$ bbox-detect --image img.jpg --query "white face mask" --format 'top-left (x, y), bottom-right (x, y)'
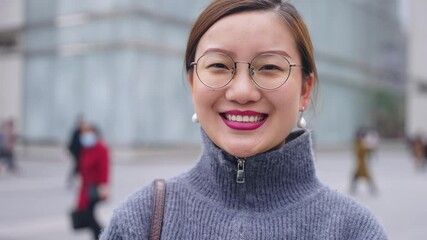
top-left (80, 132), bottom-right (97, 148)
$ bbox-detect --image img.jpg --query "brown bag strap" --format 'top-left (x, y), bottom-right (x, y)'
top-left (149, 179), bottom-right (166, 240)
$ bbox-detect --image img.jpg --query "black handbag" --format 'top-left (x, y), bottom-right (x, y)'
top-left (70, 209), bottom-right (91, 229)
top-left (70, 185), bottom-right (99, 229)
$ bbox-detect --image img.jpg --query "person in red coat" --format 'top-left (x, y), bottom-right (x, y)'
top-left (76, 124), bottom-right (110, 239)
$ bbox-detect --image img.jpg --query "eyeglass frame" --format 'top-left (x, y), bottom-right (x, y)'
top-left (190, 52), bottom-right (309, 90)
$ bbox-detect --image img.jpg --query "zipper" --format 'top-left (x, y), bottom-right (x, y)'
top-left (236, 158), bottom-right (246, 184)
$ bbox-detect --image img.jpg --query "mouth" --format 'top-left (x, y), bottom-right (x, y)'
top-left (222, 113), bottom-right (267, 123)
top-left (220, 110), bottom-right (268, 130)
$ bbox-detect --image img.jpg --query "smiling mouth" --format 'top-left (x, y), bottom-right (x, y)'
top-left (221, 113), bottom-right (267, 123)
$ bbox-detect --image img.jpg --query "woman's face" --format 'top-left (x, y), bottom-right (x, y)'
top-left (188, 11), bottom-right (313, 158)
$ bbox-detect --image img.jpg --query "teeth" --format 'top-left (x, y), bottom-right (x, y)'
top-left (225, 114), bottom-right (264, 123)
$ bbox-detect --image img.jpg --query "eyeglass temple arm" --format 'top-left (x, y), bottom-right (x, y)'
top-left (290, 64), bottom-right (310, 73)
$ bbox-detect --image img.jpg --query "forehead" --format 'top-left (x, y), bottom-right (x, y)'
top-left (196, 11), bottom-right (299, 61)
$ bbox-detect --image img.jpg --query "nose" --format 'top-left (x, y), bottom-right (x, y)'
top-left (225, 63), bottom-right (262, 104)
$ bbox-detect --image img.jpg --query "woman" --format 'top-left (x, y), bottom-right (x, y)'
top-left (77, 124), bottom-right (110, 239)
top-left (101, 0), bottom-right (387, 239)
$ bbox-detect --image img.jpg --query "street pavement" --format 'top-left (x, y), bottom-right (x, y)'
top-left (0, 144), bottom-right (426, 240)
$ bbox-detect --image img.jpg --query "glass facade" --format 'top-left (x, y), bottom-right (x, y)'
top-left (294, 0), bottom-right (406, 144)
top-left (22, 0), bottom-right (406, 146)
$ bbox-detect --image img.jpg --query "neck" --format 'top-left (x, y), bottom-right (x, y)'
top-left (185, 129), bottom-right (322, 212)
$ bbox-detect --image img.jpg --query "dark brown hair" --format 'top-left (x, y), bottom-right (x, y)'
top-left (185, 0), bottom-right (318, 84)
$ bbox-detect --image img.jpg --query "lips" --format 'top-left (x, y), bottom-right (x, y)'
top-left (224, 114), bottom-right (265, 123)
top-left (220, 110), bottom-right (268, 130)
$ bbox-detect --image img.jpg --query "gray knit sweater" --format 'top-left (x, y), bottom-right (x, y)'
top-left (100, 130), bottom-right (387, 239)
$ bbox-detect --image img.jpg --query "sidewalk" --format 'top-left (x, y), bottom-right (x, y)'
top-left (1, 144), bottom-right (426, 239)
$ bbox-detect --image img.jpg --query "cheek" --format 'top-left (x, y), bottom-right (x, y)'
top-left (191, 80), bottom-right (204, 105)
top-left (192, 84), bottom-right (218, 113)
top-left (270, 86), bottom-right (300, 108)
top-left (269, 85), bottom-right (301, 122)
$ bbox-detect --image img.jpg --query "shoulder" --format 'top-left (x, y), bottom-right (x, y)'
top-left (100, 175), bottom-right (189, 239)
top-left (94, 141), bottom-right (109, 157)
top-left (97, 141), bottom-right (109, 151)
top-left (316, 187), bottom-right (387, 239)
top-left (101, 182), bottom-right (155, 239)
top-left (320, 188), bottom-right (373, 216)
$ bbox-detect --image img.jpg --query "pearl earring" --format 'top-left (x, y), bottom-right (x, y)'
top-left (192, 113), bottom-right (199, 123)
top-left (297, 108), bottom-right (307, 128)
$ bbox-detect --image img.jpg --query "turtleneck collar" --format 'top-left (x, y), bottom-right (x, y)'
top-left (185, 129), bottom-right (323, 212)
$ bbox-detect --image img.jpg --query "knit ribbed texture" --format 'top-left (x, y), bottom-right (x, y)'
top-left (100, 130), bottom-right (387, 240)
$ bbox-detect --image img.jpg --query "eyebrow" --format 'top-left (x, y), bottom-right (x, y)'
top-left (204, 48), bottom-right (234, 56)
top-left (262, 50), bottom-right (292, 59)
top-left (203, 48), bottom-right (292, 59)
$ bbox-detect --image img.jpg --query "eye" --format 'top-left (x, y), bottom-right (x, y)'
top-left (208, 63), bottom-right (230, 70)
top-left (259, 64), bottom-right (282, 71)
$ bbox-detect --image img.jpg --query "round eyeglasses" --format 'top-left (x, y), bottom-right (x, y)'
top-left (190, 52), bottom-right (307, 90)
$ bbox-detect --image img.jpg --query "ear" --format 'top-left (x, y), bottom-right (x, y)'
top-left (187, 71), bottom-right (195, 93)
top-left (299, 74), bottom-right (314, 110)
top-left (187, 71), bottom-right (198, 109)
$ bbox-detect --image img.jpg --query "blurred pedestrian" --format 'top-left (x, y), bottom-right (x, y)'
top-left (364, 127), bottom-right (380, 159)
top-left (74, 124), bottom-right (110, 240)
top-left (410, 135), bottom-right (426, 171)
top-left (0, 119), bottom-right (18, 174)
top-left (101, 0), bottom-right (386, 239)
top-left (0, 120), bottom-right (4, 173)
top-left (350, 127), bottom-right (378, 195)
top-left (66, 116), bottom-right (86, 188)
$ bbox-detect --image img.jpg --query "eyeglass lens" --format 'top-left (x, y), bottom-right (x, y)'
top-left (195, 52), bottom-right (291, 89)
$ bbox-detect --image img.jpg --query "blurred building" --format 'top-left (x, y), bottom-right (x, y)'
top-left (293, 0), bottom-right (406, 145)
top-left (0, 0), bottom-right (23, 128)
top-left (406, 0), bottom-right (427, 137)
top-left (0, 0), bottom-right (406, 149)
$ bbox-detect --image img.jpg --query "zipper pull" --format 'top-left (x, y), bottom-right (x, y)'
top-left (236, 158), bottom-right (246, 184)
